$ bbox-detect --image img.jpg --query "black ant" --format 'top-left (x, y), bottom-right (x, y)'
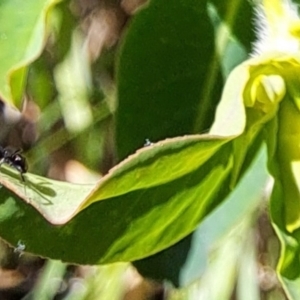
top-left (0, 146), bottom-right (27, 181)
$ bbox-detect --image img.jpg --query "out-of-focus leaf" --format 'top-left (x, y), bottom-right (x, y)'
top-left (0, 0), bottom-right (61, 108)
top-left (207, 2), bottom-right (248, 78)
top-left (27, 56), bottom-right (56, 109)
top-left (169, 208), bottom-right (258, 300)
top-left (54, 30), bottom-right (93, 133)
top-left (209, 0), bottom-right (256, 53)
top-left (236, 232), bottom-right (260, 300)
top-left (178, 146), bottom-right (268, 287)
top-left (116, 0), bottom-right (223, 159)
top-left (78, 263), bottom-right (129, 300)
top-left (29, 260), bottom-right (66, 300)
top-left (27, 1), bottom-right (77, 110)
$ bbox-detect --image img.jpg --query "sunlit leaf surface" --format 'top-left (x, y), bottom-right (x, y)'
top-left (0, 135), bottom-right (233, 264)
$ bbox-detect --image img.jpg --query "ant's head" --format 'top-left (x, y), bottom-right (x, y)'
top-left (11, 153), bottom-right (27, 174)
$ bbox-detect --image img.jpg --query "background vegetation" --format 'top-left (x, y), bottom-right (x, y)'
top-left (0, 0), bottom-right (296, 299)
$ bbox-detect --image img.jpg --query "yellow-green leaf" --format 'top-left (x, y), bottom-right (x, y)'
top-left (0, 0), bottom-right (61, 108)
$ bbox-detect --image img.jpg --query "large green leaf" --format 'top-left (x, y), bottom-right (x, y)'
top-left (0, 0), bottom-right (61, 108)
top-left (81, 135), bottom-right (231, 212)
top-left (116, 0), bottom-right (224, 160)
top-left (0, 136), bottom-right (233, 264)
top-left (0, 135), bottom-right (231, 226)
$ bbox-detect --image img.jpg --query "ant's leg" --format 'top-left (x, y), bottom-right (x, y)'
top-left (20, 172), bottom-right (26, 182)
top-left (21, 173), bottom-right (27, 195)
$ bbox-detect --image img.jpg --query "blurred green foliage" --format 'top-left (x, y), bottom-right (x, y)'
top-left (0, 0), bottom-right (296, 299)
